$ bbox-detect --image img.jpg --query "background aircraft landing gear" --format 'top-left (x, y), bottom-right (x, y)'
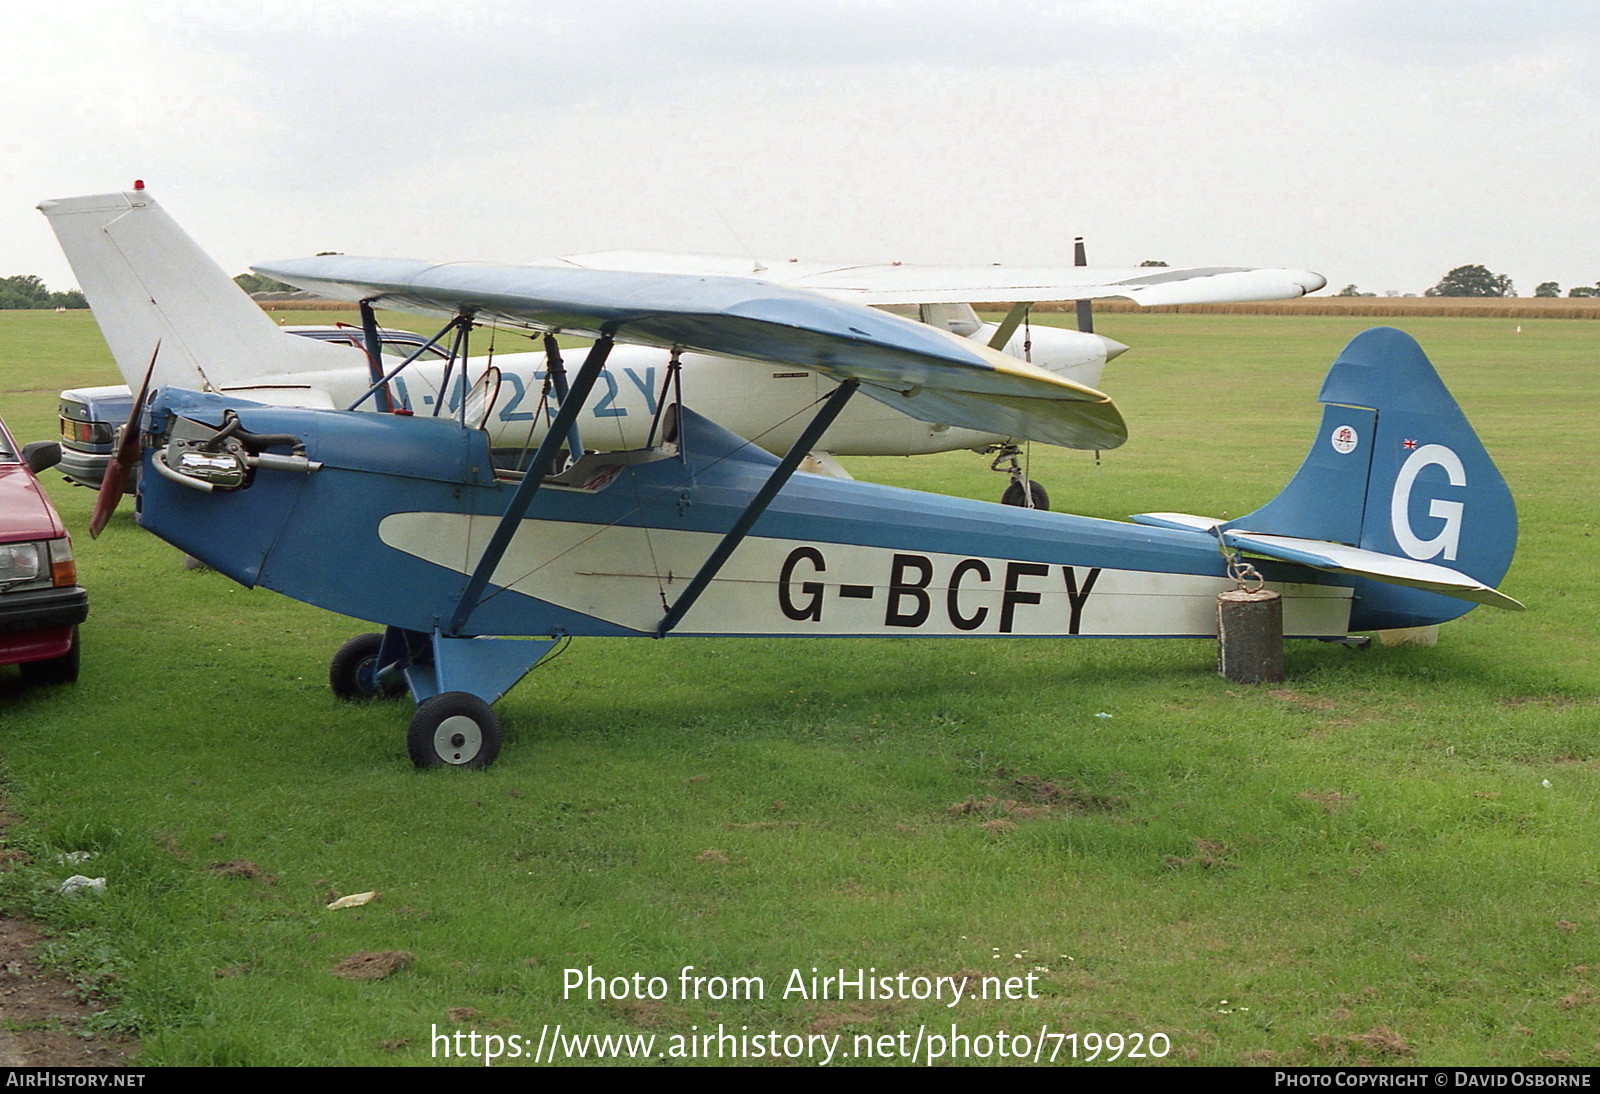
top-left (1001, 478), bottom-right (1049, 510)
top-left (407, 692), bottom-right (501, 768)
top-left (991, 443), bottom-right (1049, 510)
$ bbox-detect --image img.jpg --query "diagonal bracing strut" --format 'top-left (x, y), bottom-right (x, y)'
top-left (654, 378), bottom-right (859, 637)
top-left (347, 313), bottom-right (472, 412)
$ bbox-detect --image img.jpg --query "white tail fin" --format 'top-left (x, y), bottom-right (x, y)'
top-left (38, 189), bottom-right (364, 391)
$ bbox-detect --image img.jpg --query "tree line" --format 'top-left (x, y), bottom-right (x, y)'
top-left (0, 271), bottom-right (300, 309)
top-left (1427, 265), bottom-right (1600, 298)
top-left (0, 274), bottom-right (86, 310)
top-left (1339, 265), bottom-right (1600, 300)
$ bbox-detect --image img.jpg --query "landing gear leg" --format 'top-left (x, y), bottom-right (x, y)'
top-left (328, 626), bottom-right (540, 769)
top-left (990, 444), bottom-right (1049, 511)
top-left (392, 630), bottom-right (563, 769)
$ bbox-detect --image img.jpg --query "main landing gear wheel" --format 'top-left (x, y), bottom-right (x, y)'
top-left (1001, 479), bottom-right (1050, 511)
top-left (407, 692), bottom-right (502, 769)
top-left (329, 633), bottom-right (405, 701)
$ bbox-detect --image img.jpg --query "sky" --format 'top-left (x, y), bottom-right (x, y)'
top-left (4, 0), bottom-right (1596, 298)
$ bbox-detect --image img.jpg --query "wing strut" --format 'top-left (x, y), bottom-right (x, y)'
top-left (356, 301), bottom-right (395, 412)
top-left (434, 318), bottom-right (472, 418)
top-left (645, 348), bottom-right (683, 449)
top-left (654, 378), bottom-right (860, 638)
top-left (542, 334), bottom-right (584, 470)
top-left (446, 333), bottom-right (616, 636)
top-left (988, 301), bottom-right (1030, 351)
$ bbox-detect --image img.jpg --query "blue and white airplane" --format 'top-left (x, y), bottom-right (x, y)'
top-left (112, 248), bottom-right (1519, 768)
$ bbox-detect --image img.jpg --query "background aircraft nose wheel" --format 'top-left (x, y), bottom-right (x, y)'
top-left (990, 443), bottom-right (1050, 510)
top-left (407, 692), bottom-right (502, 769)
top-left (329, 632), bottom-right (406, 700)
top-left (1001, 478), bottom-right (1050, 511)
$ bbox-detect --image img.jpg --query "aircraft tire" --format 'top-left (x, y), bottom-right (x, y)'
top-left (408, 692), bottom-right (501, 769)
top-left (329, 633), bottom-right (405, 701)
top-left (19, 627), bottom-right (80, 687)
top-left (1001, 480), bottom-right (1050, 511)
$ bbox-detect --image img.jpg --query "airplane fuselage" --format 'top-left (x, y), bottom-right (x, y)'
top-left (140, 389), bottom-right (1362, 644)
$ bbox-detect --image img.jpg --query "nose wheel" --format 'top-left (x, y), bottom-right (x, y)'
top-left (991, 444), bottom-right (1050, 510)
top-left (407, 692), bottom-right (502, 769)
top-left (1000, 478), bottom-right (1050, 510)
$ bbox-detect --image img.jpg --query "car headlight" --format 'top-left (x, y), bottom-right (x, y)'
top-left (0, 540), bottom-right (72, 590)
top-left (0, 542), bottom-right (45, 586)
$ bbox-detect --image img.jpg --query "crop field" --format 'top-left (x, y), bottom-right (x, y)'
top-left (0, 308), bottom-right (1595, 1066)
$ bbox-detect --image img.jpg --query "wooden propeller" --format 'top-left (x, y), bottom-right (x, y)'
top-left (88, 341), bottom-right (159, 538)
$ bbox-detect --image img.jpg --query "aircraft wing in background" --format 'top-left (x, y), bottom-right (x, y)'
top-left (550, 250), bottom-right (1328, 307)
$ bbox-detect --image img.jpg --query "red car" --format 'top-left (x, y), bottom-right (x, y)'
top-left (0, 421), bottom-right (86, 684)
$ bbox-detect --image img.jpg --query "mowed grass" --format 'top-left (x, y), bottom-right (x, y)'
top-left (0, 309), bottom-right (1595, 1066)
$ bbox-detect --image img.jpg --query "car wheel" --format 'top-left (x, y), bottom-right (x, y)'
top-left (407, 692), bottom-right (501, 769)
top-left (20, 627), bottom-right (80, 686)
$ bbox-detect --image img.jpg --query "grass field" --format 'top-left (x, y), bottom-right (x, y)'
top-left (0, 309), bottom-right (1595, 1066)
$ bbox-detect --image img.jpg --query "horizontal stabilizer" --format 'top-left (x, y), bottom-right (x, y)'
top-left (1228, 530), bottom-right (1521, 610)
top-left (255, 255), bottom-right (1127, 450)
top-left (554, 252), bottom-right (1328, 307)
top-left (1131, 513), bottom-right (1522, 611)
top-left (1130, 512), bottom-right (1224, 534)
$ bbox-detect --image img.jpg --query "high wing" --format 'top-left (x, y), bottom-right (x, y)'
top-left (254, 256), bottom-right (1127, 450)
top-left (549, 251), bottom-right (1328, 306)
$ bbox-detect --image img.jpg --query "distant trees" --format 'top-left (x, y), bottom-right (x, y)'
top-left (1138, 260), bottom-right (1169, 267)
top-left (1486, 278), bottom-right (1600, 298)
top-left (1336, 284), bottom-right (1376, 297)
top-left (0, 274), bottom-right (87, 310)
top-left (1424, 264), bottom-right (1514, 298)
top-left (232, 273), bottom-right (297, 294)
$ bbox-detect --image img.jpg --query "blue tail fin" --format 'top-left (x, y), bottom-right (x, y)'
top-left (1228, 327), bottom-right (1516, 630)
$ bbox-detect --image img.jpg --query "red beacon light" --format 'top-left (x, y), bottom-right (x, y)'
top-left (132, 179), bottom-right (145, 190)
